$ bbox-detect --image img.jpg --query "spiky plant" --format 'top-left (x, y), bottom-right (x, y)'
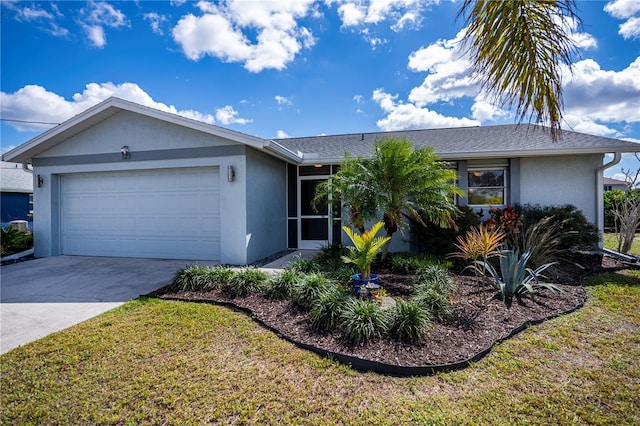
top-left (309, 287), bottom-right (349, 332)
top-left (384, 299), bottom-right (432, 344)
top-left (266, 269), bottom-right (300, 300)
top-left (340, 298), bottom-right (385, 346)
top-left (291, 273), bottom-right (333, 310)
top-left (222, 267), bottom-right (269, 298)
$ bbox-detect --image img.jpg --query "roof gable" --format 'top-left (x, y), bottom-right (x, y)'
top-left (2, 97), bottom-right (301, 164)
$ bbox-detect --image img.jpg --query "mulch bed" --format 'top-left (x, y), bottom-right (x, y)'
top-left (157, 271), bottom-right (588, 371)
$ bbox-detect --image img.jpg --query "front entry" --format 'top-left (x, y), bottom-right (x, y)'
top-left (298, 176), bottom-right (331, 249)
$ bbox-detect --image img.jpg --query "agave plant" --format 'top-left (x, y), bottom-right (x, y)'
top-left (467, 248), bottom-right (563, 300)
top-left (341, 221), bottom-right (391, 280)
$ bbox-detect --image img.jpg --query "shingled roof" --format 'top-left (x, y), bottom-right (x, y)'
top-left (275, 124), bottom-right (639, 164)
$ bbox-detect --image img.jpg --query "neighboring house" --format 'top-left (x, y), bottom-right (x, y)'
top-left (0, 161), bottom-right (33, 224)
top-left (2, 97), bottom-right (639, 264)
top-left (603, 176), bottom-right (629, 191)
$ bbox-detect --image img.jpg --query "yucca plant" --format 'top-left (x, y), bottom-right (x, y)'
top-left (341, 221), bottom-right (391, 280)
top-left (340, 298), bottom-right (385, 346)
top-left (384, 299), bottom-right (432, 344)
top-left (467, 248), bottom-right (563, 300)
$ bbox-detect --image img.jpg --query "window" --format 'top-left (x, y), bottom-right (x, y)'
top-left (467, 169), bottom-right (506, 205)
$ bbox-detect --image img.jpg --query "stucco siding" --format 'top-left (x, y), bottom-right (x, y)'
top-left (519, 154), bottom-right (603, 224)
top-left (41, 111), bottom-right (236, 157)
top-left (245, 148), bottom-right (287, 263)
top-left (29, 113), bottom-right (252, 264)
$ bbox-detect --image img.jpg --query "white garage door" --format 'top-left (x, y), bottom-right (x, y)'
top-left (61, 167), bottom-right (220, 260)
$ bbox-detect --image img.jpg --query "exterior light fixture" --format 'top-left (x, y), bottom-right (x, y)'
top-left (37, 174), bottom-right (44, 188)
top-left (120, 145), bottom-right (130, 160)
top-left (227, 165), bottom-right (235, 182)
top-left (313, 164), bottom-right (323, 168)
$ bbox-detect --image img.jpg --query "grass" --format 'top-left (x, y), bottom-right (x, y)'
top-left (603, 232), bottom-right (640, 255)
top-left (2, 272), bottom-right (639, 425)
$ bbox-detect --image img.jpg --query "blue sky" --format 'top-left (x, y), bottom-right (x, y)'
top-left (1, 0), bottom-right (639, 179)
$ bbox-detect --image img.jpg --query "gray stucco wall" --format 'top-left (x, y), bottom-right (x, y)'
top-left (518, 154), bottom-right (603, 224)
top-left (30, 111), bottom-right (251, 265)
top-left (245, 148), bottom-right (287, 263)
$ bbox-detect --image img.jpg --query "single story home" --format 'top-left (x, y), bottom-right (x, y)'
top-left (3, 97), bottom-right (638, 264)
top-left (1, 161), bottom-right (33, 224)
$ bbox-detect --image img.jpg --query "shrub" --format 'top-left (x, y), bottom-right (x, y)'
top-left (309, 287), bottom-right (349, 332)
top-left (516, 204), bottom-right (599, 250)
top-left (467, 248), bottom-right (564, 300)
top-left (340, 298), bottom-right (385, 346)
top-left (206, 266), bottom-right (235, 290)
top-left (291, 273), bottom-right (334, 310)
top-left (266, 269), bottom-right (299, 300)
top-left (412, 265), bottom-right (455, 322)
top-left (323, 265), bottom-right (357, 285)
top-left (409, 205), bottom-right (481, 258)
top-left (287, 256), bottom-right (320, 274)
top-left (384, 299), bottom-right (432, 343)
top-left (390, 252), bottom-right (452, 274)
top-left (222, 267), bottom-right (269, 298)
top-left (170, 265), bottom-right (214, 292)
top-left (1, 227), bottom-right (33, 257)
top-left (520, 216), bottom-right (575, 268)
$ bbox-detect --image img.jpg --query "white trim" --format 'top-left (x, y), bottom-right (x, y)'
top-left (3, 97), bottom-right (267, 164)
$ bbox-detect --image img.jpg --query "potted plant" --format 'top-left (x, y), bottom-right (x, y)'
top-left (341, 221), bottom-right (391, 296)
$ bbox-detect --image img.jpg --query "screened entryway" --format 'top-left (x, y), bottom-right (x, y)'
top-left (287, 164), bottom-right (341, 249)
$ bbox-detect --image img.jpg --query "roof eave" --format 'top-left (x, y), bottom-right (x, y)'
top-left (2, 97), bottom-right (268, 164)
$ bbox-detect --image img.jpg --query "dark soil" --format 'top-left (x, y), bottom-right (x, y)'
top-left (159, 272), bottom-right (588, 367)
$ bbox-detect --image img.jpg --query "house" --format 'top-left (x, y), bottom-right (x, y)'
top-left (603, 176), bottom-right (629, 191)
top-left (2, 97), bottom-right (638, 264)
top-left (1, 161), bottom-right (33, 225)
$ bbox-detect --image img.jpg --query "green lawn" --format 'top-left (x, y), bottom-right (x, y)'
top-left (603, 232), bottom-right (640, 256)
top-left (2, 271), bottom-right (639, 425)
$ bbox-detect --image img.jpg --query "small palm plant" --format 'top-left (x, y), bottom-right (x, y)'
top-left (467, 248), bottom-right (563, 301)
top-left (341, 221), bottom-right (391, 280)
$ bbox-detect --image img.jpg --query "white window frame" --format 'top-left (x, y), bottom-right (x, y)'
top-left (467, 167), bottom-right (508, 207)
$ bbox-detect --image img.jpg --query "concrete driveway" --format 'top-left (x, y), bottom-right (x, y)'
top-left (1, 256), bottom-right (215, 354)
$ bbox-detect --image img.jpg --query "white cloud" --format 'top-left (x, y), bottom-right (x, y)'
top-left (0, 82), bottom-right (217, 132)
top-left (471, 97), bottom-right (510, 122)
top-left (170, 0), bottom-right (188, 6)
top-left (406, 29), bottom-right (479, 106)
top-left (604, 0), bottom-right (640, 39)
top-left (337, 3), bottom-right (366, 27)
top-left (563, 115), bottom-right (619, 137)
top-left (275, 95), bottom-right (292, 106)
top-left (335, 0), bottom-right (427, 29)
top-left (79, 1), bottom-right (129, 48)
top-left (3, 1), bottom-right (69, 37)
top-left (144, 12), bottom-right (168, 36)
top-left (372, 89), bottom-right (479, 131)
top-left (13, 5), bottom-right (53, 21)
top-left (563, 57), bottom-right (640, 124)
top-left (604, 0), bottom-right (640, 19)
top-left (619, 16), bottom-right (640, 39)
top-left (353, 94), bottom-right (364, 103)
top-left (276, 129), bottom-right (290, 138)
top-left (172, 0), bottom-right (316, 72)
top-left (214, 105), bottom-right (252, 125)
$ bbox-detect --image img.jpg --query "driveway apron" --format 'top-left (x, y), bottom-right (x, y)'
top-left (0, 256), bottom-right (215, 354)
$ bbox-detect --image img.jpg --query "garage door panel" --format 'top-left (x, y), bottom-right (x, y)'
top-left (62, 167), bottom-right (220, 260)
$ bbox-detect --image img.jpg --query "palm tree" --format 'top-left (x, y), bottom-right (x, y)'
top-left (316, 137), bottom-right (463, 259)
top-left (459, 0), bottom-right (579, 142)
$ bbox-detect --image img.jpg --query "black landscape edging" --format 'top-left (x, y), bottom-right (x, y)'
top-left (156, 294), bottom-right (586, 377)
